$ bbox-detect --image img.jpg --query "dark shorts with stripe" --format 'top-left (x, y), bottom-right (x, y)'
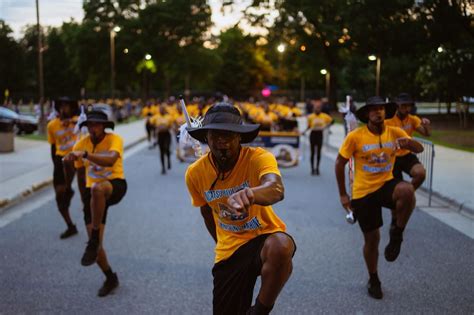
top-left (351, 178), bottom-right (401, 233)
top-left (212, 232), bottom-right (296, 315)
top-left (393, 153), bottom-right (421, 180)
top-left (82, 179), bottom-right (127, 225)
top-left (53, 155), bottom-right (66, 186)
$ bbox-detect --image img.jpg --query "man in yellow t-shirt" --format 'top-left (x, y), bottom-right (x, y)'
top-left (385, 93), bottom-right (431, 189)
top-left (47, 98), bottom-right (80, 239)
top-left (185, 103), bottom-right (296, 315)
top-left (335, 96), bottom-right (423, 300)
top-left (151, 105), bottom-right (174, 174)
top-left (302, 99), bottom-right (334, 175)
top-left (63, 109), bottom-right (127, 297)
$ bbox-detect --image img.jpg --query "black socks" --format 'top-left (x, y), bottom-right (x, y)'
top-left (369, 272), bottom-right (380, 283)
top-left (104, 268), bottom-right (114, 279)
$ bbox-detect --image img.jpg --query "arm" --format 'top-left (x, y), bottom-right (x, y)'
top-left (415, 118), bottom-right (431, 136)
top-left (335, 154), bottom-right (352, 211)
top-left (397, 138), bottom-right (424, 154)
top-left (63, 150), bottom-right (119, 167)
top-left (226, 173), bottom-right (284, 215)
top-left (200, 204), bottom-right (217, 243)
top-left (50, 145), bottom-right (56, 162)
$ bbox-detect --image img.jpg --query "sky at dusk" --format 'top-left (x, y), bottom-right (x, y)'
top-left (0, 0), bottom-right (269, 39)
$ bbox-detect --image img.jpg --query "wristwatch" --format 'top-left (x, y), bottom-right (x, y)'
top-left (83, 151), bottom-right (88, 159)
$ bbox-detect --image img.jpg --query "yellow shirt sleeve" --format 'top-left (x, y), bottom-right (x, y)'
top-left (72, 139), bottom-right (85, 169)
top-left (47, 120), bottom-right (56, 145)
top-left (185, 166), bottom-right (207, 207)
top-left (339, 132), bottom-right (355, 159)
top-left (251, 149), bottom-right (281, 181)
top-left (412, 115), bottom-right (422, 130)
top-left (109, 133), bottom-right (123, 157)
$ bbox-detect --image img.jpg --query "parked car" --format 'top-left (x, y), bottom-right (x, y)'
top-left (0, 106), bottom-right (38, 134)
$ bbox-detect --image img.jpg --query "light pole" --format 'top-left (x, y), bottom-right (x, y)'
top-left (277, 43), bottom-right (285, 88)
top-left (36, 0), bottom-right (45, 134)
top-left (110, 26), bottom-right (120, 98)
top-left (320, 69), bottom-right (330, 100)
top-left (368, 54), bottom-right (381, 96)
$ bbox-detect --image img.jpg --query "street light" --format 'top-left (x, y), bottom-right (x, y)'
top-left (145, 54), bottom-right (152, 60)
top-left (277, 44), bottom-right (286, 88)
top-left (368, 55), bottom-right (381, 96)
top-left (437, 46), bottom-right (444, 53)
top-left (320, 69), bottom-right (330, 100)
top-left (277, 43), bottom-right (286, 53)
top-left (110, 26), bottom-right (121, 98)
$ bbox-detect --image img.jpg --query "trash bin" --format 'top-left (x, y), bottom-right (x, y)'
top-left (0, 119), bottom-right (14, 153)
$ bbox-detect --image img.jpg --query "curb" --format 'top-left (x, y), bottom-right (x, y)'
top-left (0, 136), bottom-right (146, 213)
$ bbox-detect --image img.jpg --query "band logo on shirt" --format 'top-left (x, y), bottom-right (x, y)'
top-left (218, 216), bottom-right (261, 233)
top-left (204, 181), bottom-right (250, 202)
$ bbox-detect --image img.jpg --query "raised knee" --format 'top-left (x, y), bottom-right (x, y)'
top-left (91, 183), bottom-right (105, 197)
top-left (413, 167), bottom-right (426, 180)
top-left (265, 234), bottom-right (294, 263)
top-left (395, 182), bottom-right (414, 198)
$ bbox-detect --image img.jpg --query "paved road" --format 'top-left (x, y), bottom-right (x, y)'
top-left (0, 142), bottom-right (472, 314)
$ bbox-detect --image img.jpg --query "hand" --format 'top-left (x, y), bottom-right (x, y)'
top-left (396, 137), bottom-right (411, 150)
top-left (421, 117), bottom-right (430, 126)
top-left (227, 188), bottom-right (255, 216)
top-left (62, 151), bottom-right (85, 162)
top-left (340, 194), bottom-right (352, 213)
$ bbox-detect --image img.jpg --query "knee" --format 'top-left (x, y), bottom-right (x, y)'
top-left (364, 231), bottom-right (380, 249)
top-left (91, 183), bottom-right (105, 198)
top-left (264, 234), bottom-right (294, 264)
top-left (395, 182), bottom-right (415, 200)
top-left (412, 166), bottom-right (426, 181)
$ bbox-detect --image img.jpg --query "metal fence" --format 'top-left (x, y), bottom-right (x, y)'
top-left (413, 137), bottom-right (435, 206)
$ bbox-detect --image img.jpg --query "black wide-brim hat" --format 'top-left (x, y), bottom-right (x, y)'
top-left (79, 110), bottom-right (115, 130)
top-left (394, 93), bottom-right (415, 106)
top-left (187, 102), bottom-right (260, 144)
top-left (355, 96), bottom-right (397, 124)
top-left (54, 97), bottom-right (79, 113)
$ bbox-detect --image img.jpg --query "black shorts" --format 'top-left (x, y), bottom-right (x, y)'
top-left (310, 130), bottom-right (323, 148)
top-left (82, 179), bottom-right (127, 225)
top-left (53, 155), bottom-right (66, 186)
top-left (212, 232), bottom-right (296, 315)
top-left (393, 153), bottom-right (421, 180)
top-left (351, 178), bottom-right (401, 233)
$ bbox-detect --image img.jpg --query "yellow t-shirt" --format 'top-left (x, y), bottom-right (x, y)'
top-left (308, 113), bottom-right (333, 130)
top-left (256, 111), bottom-right (278, 125)
top-left (385, 114), bottom-right (421, 137)
top-left (151, 113), bottom-right (174, 130)
top-left (339, 125), bottom-right (409, 199)
top-left (385, 114), bottom-right (421, 156)
top-left (47, 117), bottom-right (79, 156)
top-left (185, 147), bottom-right (287, 263)
top-left (73, 133), bottom-right (125, 188)
top-left (141, 107), bottom-right (154, 118)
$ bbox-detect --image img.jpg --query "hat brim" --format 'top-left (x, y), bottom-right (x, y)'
top-left (79, 119), bottom-right (115, 130)
top-left (187, 123), bottom-right (260, 144)
top-left (356, 102), bottom-right (397, 123)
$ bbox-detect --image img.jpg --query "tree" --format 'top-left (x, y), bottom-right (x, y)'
top-left (0, 20), bottom-right (26, 102)
top-left (214, 27), bottom-right (273, 99)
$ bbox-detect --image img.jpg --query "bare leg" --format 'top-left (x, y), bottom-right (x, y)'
top-left (257, 233), bottom-right (295, 308)
top-left (90, 181), bottom-right (113, 230)
top-left (362, 229), bottom-right (380, 274)
top-left (410, 164), bottom-right (426, 190)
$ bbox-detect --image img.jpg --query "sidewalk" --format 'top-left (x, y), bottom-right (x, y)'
top-left (0, 119), bottom-right (146, 210)
top-left (326, 123), bottom-right (474, 214)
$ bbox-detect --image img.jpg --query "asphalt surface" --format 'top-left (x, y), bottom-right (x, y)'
top-left (0, 143), bottom-right (473, 314)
